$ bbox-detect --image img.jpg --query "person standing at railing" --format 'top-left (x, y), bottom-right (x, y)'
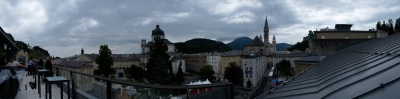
top-left (37, 58), bottom-right (44, 66)
top-left (45, 57), bottom-right (53, 77)
top-left (27, 58), bottom-right (35, 76)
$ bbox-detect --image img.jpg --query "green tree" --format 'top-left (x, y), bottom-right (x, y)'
top-left (224, 62), bottom-right (243, 84)
top-left (145, 36), bottom-right (173, 84)
top-left (175, 61), bottom-right (184, 83)
top-left (395, 18), bottom-right (400, 33)
top-left (129, 65), bottom-right (144, 79)
top-left (95, 45), bottom-right (114, 77)
top-left (200, 65), bottom-right (215, 81)
top-left (5, 33), bottom-right (15, 42)
top-left (149, 57), bottom-right (172, 84)
top-left (276, 59), bottom-right (294, 80)
top-left (376, 21), bottom-right (382, 30)
top-left (288, 40), bottom-right (309, 51)
top-left (388, 19), bottom-right (395, 35)
top-left (381, 21), bottom-right (387, 32)
top-left (55, 56), bottom-right (60, 59)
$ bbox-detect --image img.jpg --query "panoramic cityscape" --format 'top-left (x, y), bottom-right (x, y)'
top-left (1, 0), bottom-right (400, 99)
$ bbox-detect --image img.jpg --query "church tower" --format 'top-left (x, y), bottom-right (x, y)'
top-left (141, 39), bottom-right (146, 54)
top-left (81, 48), bottom-right (84, 55)
top-left (272, 35), bottom-right (276, 52)
top-left (264, 16), bottom-right (270, 54)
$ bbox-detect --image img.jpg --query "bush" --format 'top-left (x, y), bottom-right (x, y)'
top-left (125, 74), bottom-right (132, 79)
top-left (110, 74), bottom-right (115, 79)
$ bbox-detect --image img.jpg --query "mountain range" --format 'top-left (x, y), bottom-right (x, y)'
top-left (227, 37), bottom-right (292, 51)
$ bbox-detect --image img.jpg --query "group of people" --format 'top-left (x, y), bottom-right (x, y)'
top-left (2, 57), bottom-right (53, 76)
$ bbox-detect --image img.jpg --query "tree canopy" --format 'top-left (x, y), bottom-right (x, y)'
top-left (287, 40), bottom-right (309, 51)
top-left (175, 38), bottom-right (231, 54)
top-left (277, 59), bottom-right (294, 76)
top-left (375, 18), bottom-right (400, 35)
top-left (174, 61), bottom-right (184, 83)
top-left (95, 45), bottom-right (114, 77)
top-left (129, 65), bottom-right (144, 79)
top-left (395, 18), bottom-right (400, 33)
top-left (145, 36), bottom-right (173, 84)
top-left (200, 65), bottom-right (215, 81)
top-left (224, 62), bottom-right (243, 84)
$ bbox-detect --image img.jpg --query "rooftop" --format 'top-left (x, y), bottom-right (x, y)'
top-left (257, 33), bottom-right (400, 99)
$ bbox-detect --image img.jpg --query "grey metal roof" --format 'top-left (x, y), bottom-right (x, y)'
top-left (294, 56), bottom-right (325, 63)
top-left (0, 26), bottom-right (19, 51)
top-left (82, 54), bottom-right (99, 61)
top-left (257, 33), bottom-right (400, 99)
top-left (58, 61), bottom-right (93, 68)
top-left (246, 36), bottom-right (264, 46)
top-left (273, 54), bottom-right (309, 57)
top-left (114, 58), bottom-right (140, 62)
top-left (242, 54), bottom-right (264, 58)
top-left (171, 56), bottom-right (184, 60)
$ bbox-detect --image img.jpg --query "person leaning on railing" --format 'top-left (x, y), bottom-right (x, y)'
top-left (0, 58), bottom-right (26, 92)
top-left (1, 58), bottom-right (27, 68)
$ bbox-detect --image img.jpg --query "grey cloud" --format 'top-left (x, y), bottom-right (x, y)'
top-left (0, 0), bottom-right (399, 57)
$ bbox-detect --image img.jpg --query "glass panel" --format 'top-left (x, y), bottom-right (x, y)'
top-left (191, 85), bottom-right (230, 99)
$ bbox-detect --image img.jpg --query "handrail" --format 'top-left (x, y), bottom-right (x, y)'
top-left (55, 66), bottom-right (232, 89)
top-left (54, 66), bottom-right (234, 99)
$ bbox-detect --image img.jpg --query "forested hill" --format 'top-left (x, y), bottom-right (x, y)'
top-left (174, 38), bottom-right (232, 54)
top-left (227, 37), bottom-right (253, 50)
top-left (5, 33), bottom-right (50, 58)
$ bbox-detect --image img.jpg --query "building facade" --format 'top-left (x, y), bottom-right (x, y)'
top-left (273, 54), bottom-right (309, 68)
top-left (181, 54), bottom-right (206, 72)
top-left (310, 24), bottom-right (388, 55)
top-left (242, 55), bottom-right (266, 88)
top-left (218, 55), bottom-right (242, 82)
top-left (242, 16), bottom-right (277, 55)
top-left (206, 55), bottom-right (221, 74)
top-left (294, 56), bottom-right (325, 75)
top-left (112, 58), bottom-right (140, 69)
top-left (140, 24), bottom-right (185, 75)
top-left (75, 49), bottom-right (99, 70)
top-left (55, 61), bottom-right (94, 92)
top-left (140, 24), bottom-right (180, 64)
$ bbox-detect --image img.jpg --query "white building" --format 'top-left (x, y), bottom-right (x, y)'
top-left (242, 54), bottom-right (266, 88)
top-left (206, 55), bottom-right (221, 74)
top-left (171, 56), bottom-right (186, 74)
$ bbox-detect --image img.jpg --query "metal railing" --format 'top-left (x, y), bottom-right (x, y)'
top-left (54, 66), bottom-right (234, 99)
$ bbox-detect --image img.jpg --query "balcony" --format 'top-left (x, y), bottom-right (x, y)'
top-left (1, 66), bottom-right (234, 99)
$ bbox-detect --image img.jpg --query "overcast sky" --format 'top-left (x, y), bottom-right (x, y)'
top-left (1, 0), bottom-right (399, 57)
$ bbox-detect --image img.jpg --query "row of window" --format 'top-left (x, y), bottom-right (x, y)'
top-left (320, 35), bottom-right (372, 39)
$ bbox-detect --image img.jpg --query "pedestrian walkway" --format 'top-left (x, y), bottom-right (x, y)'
top-left (16, 71), bottom-right (68, 99)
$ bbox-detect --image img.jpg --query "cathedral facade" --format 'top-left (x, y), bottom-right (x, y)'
top-left (140, 24), bottom-right (186, 74)
top-left (243, 16), bottom-right (276, 55)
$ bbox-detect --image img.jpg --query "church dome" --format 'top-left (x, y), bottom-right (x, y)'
top-left (152, 24), bottom-right (165, 36)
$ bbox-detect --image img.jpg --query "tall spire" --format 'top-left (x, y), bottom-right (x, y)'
top-left (273, 35), bottom-right (276, 41)
top-left (260, 34), bottom-right (262, 40)
top-left (264, 15), bottom-right (269, 29)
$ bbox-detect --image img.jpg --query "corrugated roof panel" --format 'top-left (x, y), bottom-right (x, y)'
top-left (258, 34), bottom-right (400, 99)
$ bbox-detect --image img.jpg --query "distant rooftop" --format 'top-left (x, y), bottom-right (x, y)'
top-left (257, 33), bottom-right (400, 99)
top-left (335, 24), bottom-right (352, 31)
